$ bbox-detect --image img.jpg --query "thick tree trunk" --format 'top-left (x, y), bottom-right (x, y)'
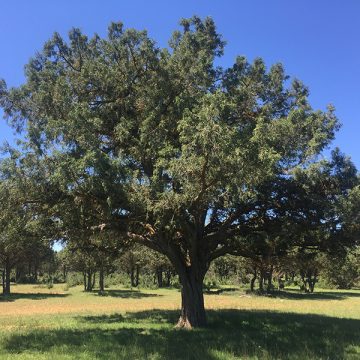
top-left (99, 268), bottom-right (105, 292)
top-left (176, 267), bottom-right (207, 329)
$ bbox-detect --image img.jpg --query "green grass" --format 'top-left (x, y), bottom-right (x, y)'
top-left (0, 285), bottom-right (359, 359)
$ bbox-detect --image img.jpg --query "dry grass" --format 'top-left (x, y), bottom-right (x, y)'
top-left (0, 284), bottom-right (359, 359)
top-left (1, 284), bottom-right (359, 319)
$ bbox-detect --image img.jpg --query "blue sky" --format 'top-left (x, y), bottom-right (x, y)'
top-left (0, 0), bottom-right (359, 168)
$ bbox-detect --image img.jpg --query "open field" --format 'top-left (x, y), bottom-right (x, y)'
top-left (0, 285), bottom-right (359, 359)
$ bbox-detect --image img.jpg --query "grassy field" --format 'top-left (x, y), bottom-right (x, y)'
top-left (0, 284), bottom-right (359, 359)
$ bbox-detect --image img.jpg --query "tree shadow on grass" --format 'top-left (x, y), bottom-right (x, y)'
top-left (0, 293), bottom-right (70, 302)
top-left (4, 309), bottom-right (360, 359)
top-left (267, 289), bottom-right (360, 301)
top-left (93, 289), bottom-right (163, 299)
top-left (204, 287), bottom-right (238, 295)
top-left (80, 310), bottom-right (177, 325)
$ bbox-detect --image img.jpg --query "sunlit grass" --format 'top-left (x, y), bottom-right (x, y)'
top-left (0, 284), bottom-right (359, 359)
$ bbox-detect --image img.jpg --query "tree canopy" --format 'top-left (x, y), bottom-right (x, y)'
top-left (0, 16), bottom-right (358, 327)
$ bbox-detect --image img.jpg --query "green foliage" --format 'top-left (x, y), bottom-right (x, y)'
top-left (0, 16), bottom-right (359, 325)
top-left (66, 271), bottom-right (85, 287)
top-left (322, 248), bottom-right (360, 289)
top-left (0, 16), bottom-right (343, 257)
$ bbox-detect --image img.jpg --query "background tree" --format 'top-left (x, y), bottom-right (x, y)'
top-left (143, 248), bottom-right (175, 288)
top-left (322, 247), bottom-right (360, 289)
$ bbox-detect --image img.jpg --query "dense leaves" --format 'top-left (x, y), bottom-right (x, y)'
top-left (0, 17), bottom-right (359, 326)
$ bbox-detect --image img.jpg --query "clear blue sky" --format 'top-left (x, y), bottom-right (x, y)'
top-left (0, 0), bottom-right (359, 168)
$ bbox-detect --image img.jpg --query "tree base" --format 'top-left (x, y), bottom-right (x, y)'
top-left (175, 317), bottom-right (193, 330)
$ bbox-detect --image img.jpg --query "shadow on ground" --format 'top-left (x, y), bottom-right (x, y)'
top-left (205, 288), bottom-right (360, 300)
top-left (267, 289), bottom-right (360, 301)
top-left (93, 289), bottom-right (163, 299)
top-left (4, 309), bottom-right (360, 359)
top-left (204, 287), bottom-right (238, 295)
top-left (0, 293), bottom-right (70, 302)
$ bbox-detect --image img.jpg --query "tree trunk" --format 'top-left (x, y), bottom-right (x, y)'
top-left (87, 270), bottom-right (92, 291)
top-left (130, 265), bottom-right (139, 287)
top-left (130, 267), bottom-right (135, 287)
top-left (250, 269), bottom-right (257, 292)
top-left (156, 267), bottom-right (163, 288)
top-left (300, 274), bottom-right (309, 293)
top-left (83, 272), bottom-right (87, 291)
top-left (135, 265), bottom-right (139, 287)
top-left (99, 268), bottom-right (105, 292)
top-left (3, 259), bottom-right (11, 295)
top-left (16, 268), bottom-right (21, 283)
top-left (165, 269), bottom-right (171, 287)
top-left (34, 264), bottom-right (38, 283)
top-left (259, 269), bottom-right (264, 292)
top-left (266, 265), bottom-right (273, 293)
top-left (176, 266), bottom-right (207, 329)
top-left (309, 274), bottom-right (317, 293)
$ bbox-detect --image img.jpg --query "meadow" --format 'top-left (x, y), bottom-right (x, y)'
top-left (0, 284), bottom-right (359, 360)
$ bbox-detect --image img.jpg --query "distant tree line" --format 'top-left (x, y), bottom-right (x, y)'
top-left (1, 239), bottom-right (359, 297)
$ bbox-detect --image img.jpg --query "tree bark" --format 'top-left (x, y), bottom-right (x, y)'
top-left (83, 272), bottom-right (87, 291)
top-left (99, 268), bottom-right (105, 292)
top-left (87, 270), bottom-right (92, 291)
top-left (176, 266), bottom-right (207, 329)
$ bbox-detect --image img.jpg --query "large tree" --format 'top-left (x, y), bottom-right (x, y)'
top-left (0, 17), bottom-right (345, 327)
